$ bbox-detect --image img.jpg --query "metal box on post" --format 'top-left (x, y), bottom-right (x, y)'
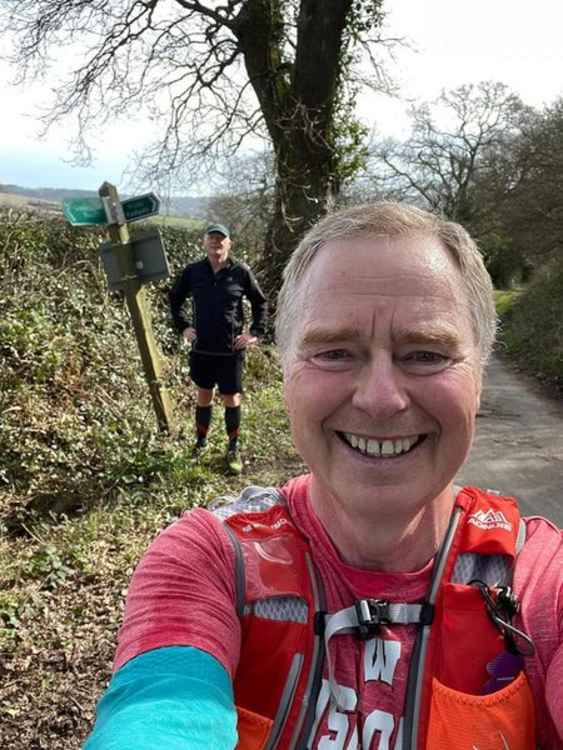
top-left (99, 228), bottom-right (170, 290)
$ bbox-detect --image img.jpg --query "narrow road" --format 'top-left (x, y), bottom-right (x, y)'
top-left (457, 354), bottom-right (563, 526)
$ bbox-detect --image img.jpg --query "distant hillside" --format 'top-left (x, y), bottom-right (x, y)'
top-left (0, 183), bottom-right (210, 219)
top-left (160, 194), bottom-right (210, 218)
top-left (0, 188), bottom-right (62, 215)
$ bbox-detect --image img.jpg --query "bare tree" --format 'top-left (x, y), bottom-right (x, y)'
top-left (477, 98), bottom-right (563, 276)
top-left (367, 81), bottom-right (528, 224)
top-left (206, 149), bottom-right (275, 258)
top-left (1, 0), bottom-right (397, 294)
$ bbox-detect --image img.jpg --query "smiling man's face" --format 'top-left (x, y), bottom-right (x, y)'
top-left (204, 231), bottom-right (231, 270)
top-left (283, 233), bottom-right (481, 524)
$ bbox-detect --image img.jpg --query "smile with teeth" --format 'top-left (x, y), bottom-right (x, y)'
top-left (339, 432), bottom-right (425, 458)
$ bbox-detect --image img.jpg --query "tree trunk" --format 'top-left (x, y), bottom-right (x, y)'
top-left (262, 129), bottom-right (336, 299)
top-left (234, 0), bottom-right (355, 300)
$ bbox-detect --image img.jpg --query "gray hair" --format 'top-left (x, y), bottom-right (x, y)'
top-left (275, 201), bottom-right (497, 370)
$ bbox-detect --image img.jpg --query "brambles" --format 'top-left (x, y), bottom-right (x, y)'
top-left (0, 209), bottom-right (298, 749)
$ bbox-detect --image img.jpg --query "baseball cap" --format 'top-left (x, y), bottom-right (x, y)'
top-left (205, 223), bottom-right (230, 238)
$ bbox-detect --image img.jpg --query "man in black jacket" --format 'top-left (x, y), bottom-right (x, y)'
top-left (169, 224), bottom-right (267, 474)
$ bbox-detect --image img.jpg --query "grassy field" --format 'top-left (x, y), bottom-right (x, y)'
top-left (0, 191), bottom-right (61, 212)
top-left (0, 192), bottom-right (31, 207)
top-left (150, 214), bottom-right (204, 230)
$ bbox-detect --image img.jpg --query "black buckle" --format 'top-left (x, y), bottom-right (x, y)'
top-left (354, 599), bottom-right (390, 640)
top-left (496, 585), bottom-right (520, 618)
top-left (470, 580), bottom-right (534, 656)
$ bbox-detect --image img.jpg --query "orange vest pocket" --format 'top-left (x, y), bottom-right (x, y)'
top-left (426, 670), bottom-right (536, 749)
top-left (236, 705), bottom-right (273, 750)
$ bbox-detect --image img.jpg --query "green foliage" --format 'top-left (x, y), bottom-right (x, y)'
top-left (0, 208), bottom-right (302, 748)
top-left (0, 592), bottom-right (21, 632)
top-left (0, 211), bottom-right (260, 526)
top-left (332, 101), bottom-right (370, 187)
top-left (331, 0), bottom-right (383, 188)
top-left (481, 233), bottom-right (532, 289)
top-left (23, 544), bottom-right (75, 589)
top-left (500, 259), bottom-right (563, 388)
top-left (493, 289), bottom-right (523, 318)
top-left (0, 208), bottom-right (295, 524)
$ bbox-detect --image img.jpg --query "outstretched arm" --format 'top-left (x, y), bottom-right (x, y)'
top-left (84, 508), bottom-right (241, 748)
top-left (83, 646), bottom-right (237, 749)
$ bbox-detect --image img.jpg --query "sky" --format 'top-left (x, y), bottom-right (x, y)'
top-left (1, 0), bottom-right (563, 193)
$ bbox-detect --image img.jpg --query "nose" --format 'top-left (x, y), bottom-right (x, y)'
top-left (351, 355), bottom-right (410, 421)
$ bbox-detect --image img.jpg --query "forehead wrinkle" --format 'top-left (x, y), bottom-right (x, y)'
top-left (319, 268), bottom-right (456, 292)
top-left (310, 284), bottom-right (456, 302)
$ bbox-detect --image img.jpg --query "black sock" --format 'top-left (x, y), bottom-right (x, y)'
top-left (195, 405), bottom-right (212, 440)
top-left (225, 406), bottom-right (241, 449)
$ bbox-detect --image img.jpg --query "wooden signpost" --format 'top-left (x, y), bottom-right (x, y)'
top-left (63, 183), bottom-right (174, 434)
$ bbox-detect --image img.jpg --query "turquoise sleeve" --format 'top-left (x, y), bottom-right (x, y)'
top-left (82, 646), bottom-right (238, 749)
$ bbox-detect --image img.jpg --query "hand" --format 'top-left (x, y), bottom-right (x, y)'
top-left (233, 334), bottom-right (258, 350)
top-left (183, 327), bottom-right (197, 344)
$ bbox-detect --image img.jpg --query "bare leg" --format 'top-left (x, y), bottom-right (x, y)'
top-left (197, 388), bottom-right (215, 407)
top-left (222, 392), bottom-right (241, 408)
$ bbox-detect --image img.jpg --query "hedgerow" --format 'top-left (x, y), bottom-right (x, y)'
top-left (499, 259), bottom-right (563, 392)
top-left (0, 209), bottom-right (298, 748)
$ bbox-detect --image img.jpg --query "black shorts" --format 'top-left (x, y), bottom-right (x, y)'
top-left (188, 349), bottom-right (245, 395)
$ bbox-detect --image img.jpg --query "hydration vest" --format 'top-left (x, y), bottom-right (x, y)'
top-left (211, 484), bottom-right (536, 750)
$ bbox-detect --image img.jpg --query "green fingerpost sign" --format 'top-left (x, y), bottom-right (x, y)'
top-left (62, 181), bottom-right (173, 435)
top-left (122, 193), bottom-right (160, 221)
top-left (63, 197), bottom-right (106, 226)
top-left (63, 192), bottom-right (160, 226)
